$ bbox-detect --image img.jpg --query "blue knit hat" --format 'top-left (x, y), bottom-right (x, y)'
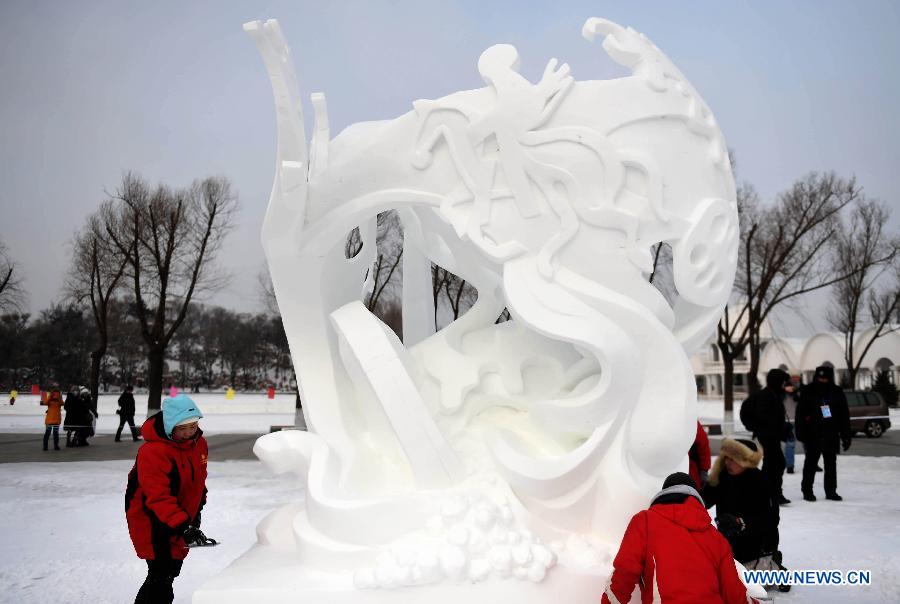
top-left (162, 394), bottom-right (204, 436)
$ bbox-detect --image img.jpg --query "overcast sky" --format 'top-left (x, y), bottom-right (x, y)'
top-left (1, 0), bottom-right (898, 335)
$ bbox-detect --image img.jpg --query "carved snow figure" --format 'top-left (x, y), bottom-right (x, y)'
top-left (194, 17), bottom-right (746, 603)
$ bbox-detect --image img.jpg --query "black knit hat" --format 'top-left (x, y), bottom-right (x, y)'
top-left (662, 471), bottom-right (696, 490)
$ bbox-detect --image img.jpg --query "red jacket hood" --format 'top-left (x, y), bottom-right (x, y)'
top-left (140, 413), bottom-right (203, 449)
top-left (649, 496), bottom-right (714, 532)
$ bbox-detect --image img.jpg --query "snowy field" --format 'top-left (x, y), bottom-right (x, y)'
top-left (2, 393), bottom-right (895, 436)
top-left (0, 393), bottom-right (297, 434)
top-left (2, 395), bottom-right (899, 602)
top-left (1, 454), bottom-right (899, 603)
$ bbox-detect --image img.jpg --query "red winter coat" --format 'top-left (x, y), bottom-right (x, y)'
top-left (689, 421), bottom-right (711, 489)
top-left (125, 413), bottom-right (208, 560)
top-left (602, 495), bottom-right (758, 604)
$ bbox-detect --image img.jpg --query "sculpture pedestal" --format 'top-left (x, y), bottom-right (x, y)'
top-left (192, 544), bottom-right (611, 604)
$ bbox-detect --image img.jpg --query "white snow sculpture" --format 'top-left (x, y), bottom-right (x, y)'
top-left (193, 17), bottom-right (738, 603)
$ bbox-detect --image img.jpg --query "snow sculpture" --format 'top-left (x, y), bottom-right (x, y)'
top-left (194, 17), bottom-right (739, 603)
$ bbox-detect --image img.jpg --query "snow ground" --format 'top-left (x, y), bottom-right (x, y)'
top-left (0, 459), bottom-right (302, 604)
top-left (1, 454), bottom-right (898, 603)
top-left (0, 393), bottom-right (296, 434)
top-left (2, 394), bottom-right (898, 602)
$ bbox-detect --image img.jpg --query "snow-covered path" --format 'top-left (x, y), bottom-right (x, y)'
top-left (0, 454), bottom-right (898, 602)
top-left (0, 460), bottom-right (301, 603)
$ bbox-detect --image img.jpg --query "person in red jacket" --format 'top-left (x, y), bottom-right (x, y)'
top-left (125, 394), bottom-right (217, 603)
top-left (602, 472), bottom-right (759, 604)
top-left (688, 421), bottom-right (711, 490)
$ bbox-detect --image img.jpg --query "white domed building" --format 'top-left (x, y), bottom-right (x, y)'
top-left (692, 321), bottom-right (900, 397)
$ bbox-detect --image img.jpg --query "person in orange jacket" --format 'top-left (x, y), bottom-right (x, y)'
top-left (41, 388), bottom-right (64, 451)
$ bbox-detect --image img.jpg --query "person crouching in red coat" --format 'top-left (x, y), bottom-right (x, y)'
top-left (125, 394), bottom-right (217, 604)
top-left (602, 472), bottom-right (759, 604)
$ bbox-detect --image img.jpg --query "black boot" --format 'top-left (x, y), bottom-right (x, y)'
top-left (134, 576), bottom-right (174, 604)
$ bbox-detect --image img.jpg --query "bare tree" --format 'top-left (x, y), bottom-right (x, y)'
top-left (105, 173), bottom-right (237, 411)
top-left (431, 264), bottom-right (450, 328)
top-left (0, 238), bottom-right (27, 313)
top-left (257, 266), bottom-right (279, 316)
top-left (826, 199), bottom-right (899, 387)
top-left (647, 242), bottom-right (676, 306)
top-left (717, 173), bottom-right (864, 419)
top-left (345, 211), bottom-right (404, 317)
top-left (66, 204), bottom-right (129, 407)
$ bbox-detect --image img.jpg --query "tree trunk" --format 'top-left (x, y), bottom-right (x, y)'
top-left (89, 340), bottom-right (107, 414)
top-left (847, 366), bottom-right (858, 390)
top-left (146, 346), bottom-right (165, 413)
top-left (722, 349), bottom-right (735, 435)
top-left (748, 334), bottom-right (762, 395)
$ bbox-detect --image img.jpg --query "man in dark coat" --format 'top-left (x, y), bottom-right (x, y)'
top-left (115, 385), bottom-right (141, 442)
top-left (795, 365), bottom-right (851, 501)
top-left (740, 369), bottom-right (791, 505)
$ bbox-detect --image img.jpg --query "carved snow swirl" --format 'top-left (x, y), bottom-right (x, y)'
top-left (243, 16), bottom-right (739, 596)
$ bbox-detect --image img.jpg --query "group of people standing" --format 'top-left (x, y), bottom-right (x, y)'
top-left (602, 364), bottom-right (853, 602)
top-left (742, 365), bottom-right (852, 503)
top-left (40, 386), bottom-right (96, 449)
top-left (40, 385), bottom-right (141, 449)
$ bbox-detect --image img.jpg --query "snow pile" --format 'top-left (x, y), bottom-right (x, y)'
top-left (353, 494), bottom-right (557, 589)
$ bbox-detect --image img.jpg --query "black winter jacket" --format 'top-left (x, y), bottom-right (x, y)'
top-left (740, 389), bottom-right (786, 442)
top-left (703, 467), bottom-right (780, 563)
top-left (118, 392), bottom-right (136, 418)
top-left (795, 373), bottom-right (850, 444)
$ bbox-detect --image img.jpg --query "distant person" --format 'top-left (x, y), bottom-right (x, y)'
top-left (116, 385), bottom-right (141, 442)
top-left (688, 420), bottom-right (711, 490)
top-left (783, 377), bottom-right (800, 474)
top-left (795, 365), bottom-right (851, 501)
top-left (602, 472), bottom-right (760, 604)
top-left (8, 389), bottom-right (16, 405)
top-left (75, 387), bottom-right (97, 446)
top-left (703, 438), bottom-right (784, 585)
top-left (740, 369), bottom-right (792, 504)
top-left (63, 385), bottom-right (79, 446)
top-left (126, 394), bottom-right (217, 603)
top-left (41, 388), bottom-right (64, 451)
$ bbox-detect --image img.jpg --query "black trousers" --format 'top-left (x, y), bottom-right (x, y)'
top-left (759, 437), bottom-right (786, 497)
top-left (135, 559), bottom-right (183, 604)
top-left (117, 415), bottom-right (138, 440)
top-left (43, 425), bottom-right (60, 450)
top-left (801, 438), bottom-right (839, 496)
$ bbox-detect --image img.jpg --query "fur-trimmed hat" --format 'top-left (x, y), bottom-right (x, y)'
top-left (708, 438), bottom-right (763, 486)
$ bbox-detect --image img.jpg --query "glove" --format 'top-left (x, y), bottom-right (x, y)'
top-left (182, 525), bottom-right (218, 547)
top-left (715, 514), bottom-right (745, 540)
top-left (842, 438), bottom-right (851, 452)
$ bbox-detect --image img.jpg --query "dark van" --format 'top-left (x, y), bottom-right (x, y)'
top-left (845, 391), bottom-right (892, 438)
